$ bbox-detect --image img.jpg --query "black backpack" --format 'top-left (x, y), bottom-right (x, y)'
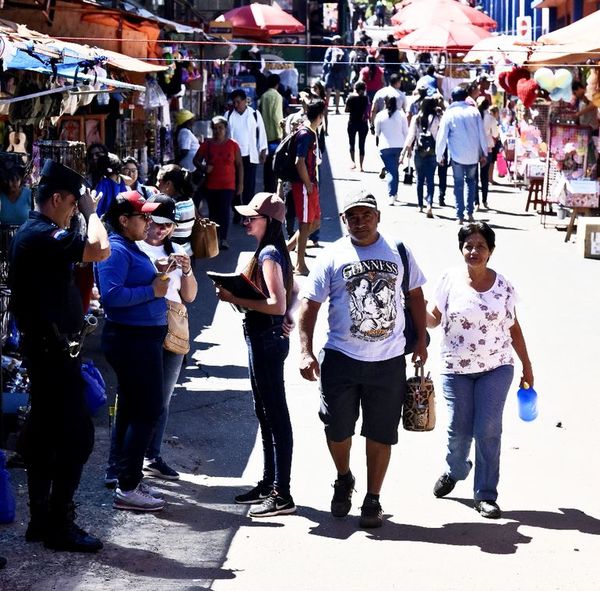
top-left (272, 130), bottom-right (300, 182)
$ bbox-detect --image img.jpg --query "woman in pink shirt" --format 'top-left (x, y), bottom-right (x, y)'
top-left (359, 57), bottom-right (385, 102)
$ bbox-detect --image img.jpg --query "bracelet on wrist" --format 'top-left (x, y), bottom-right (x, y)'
top-left (183, 268), bottom-right (193, 277)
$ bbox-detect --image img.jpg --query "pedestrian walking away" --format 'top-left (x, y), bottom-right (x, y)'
top-left (435, 86), bottom-right (488, 224)
top-left (96, 191), bottom-right (169, 513)
top-left (323, 35), bottom-right (349, 115)
top-left (8, 160), bottom-right (110, 552)
top-left (286, 99), bottom-right (326, 276)
top-left (375, 96), bottom-right (408, 205)
top-left (426, 222), bottom-right (534, 519)
top-left (298, 192), bottom-right (428, 529)
top-left (402, 97), bottom-right (442, 216)
top-left (344, 81), bottom-right (370, 172)
top-left (215, 192), bottom-right (299, 518)
top-left (195, 116), bottom-right (244, 250)
top-left (475, 98), bottom-right (500, 210)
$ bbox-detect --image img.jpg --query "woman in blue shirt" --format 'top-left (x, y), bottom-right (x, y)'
top-left (0, 165), bottom-right (32, 226)
top-left (97, 191), bottom-right (169, 513)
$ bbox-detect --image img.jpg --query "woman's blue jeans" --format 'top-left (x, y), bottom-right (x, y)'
top-left (414, 152), bottom-right (437, 208)
top-left (441, 364), bottom-right (514, 501)
top-left (102, 322), bottom-right (166, 492)
top-left (243, 319), bottom-right (293, 496)
top-left (379, 147), bottom-right (401, 198)
top-left (146, 349), bottom-right (184, 460)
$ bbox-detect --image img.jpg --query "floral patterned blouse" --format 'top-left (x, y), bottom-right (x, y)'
top-left (434, 268), bottom-right (516, 375)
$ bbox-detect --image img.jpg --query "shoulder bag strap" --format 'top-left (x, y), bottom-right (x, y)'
top-left (395, 240), bottom-right (410, 301)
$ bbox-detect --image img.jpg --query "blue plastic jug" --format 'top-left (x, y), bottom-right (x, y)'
top-left (0, 451), bottom-right (16, 523)
top-left (517, 383), bottom-right (538, 422)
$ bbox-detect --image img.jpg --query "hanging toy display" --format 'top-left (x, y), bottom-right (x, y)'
top-left (533, 67), bottom-right (573, 101)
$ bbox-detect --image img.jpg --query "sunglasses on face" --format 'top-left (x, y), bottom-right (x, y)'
top-left (243, 215), bottom-right (265, 223)
top-left (127, 213), bottom-right (151, 221)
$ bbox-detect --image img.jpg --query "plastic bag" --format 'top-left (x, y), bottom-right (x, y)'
top-left (81, 360), bottom-right (107, 415)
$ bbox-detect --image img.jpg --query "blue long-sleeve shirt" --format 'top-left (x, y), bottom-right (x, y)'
top-left (96, 233), bottom-right (167, 326)
top-left (435, 101), bottom-right (488, 166)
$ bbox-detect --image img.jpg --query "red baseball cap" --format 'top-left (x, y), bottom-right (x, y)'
top-left (115, 191), bottom-right (160, 214)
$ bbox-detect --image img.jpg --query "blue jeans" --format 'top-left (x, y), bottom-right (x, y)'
top-left (441, 365), bottom-right (514, 501)
top-left (244, 318), bottom-right (293, 496)
top-left (414, 152), bottom-right (437, 208)
top-left (102, 321), bottom-right (166, 491)
top-left (451, 162), bottom-right (478, 219)
top-left (379, 147), bottom-right (402, 198)
top-left (146, 349), bottom-right (184, 460)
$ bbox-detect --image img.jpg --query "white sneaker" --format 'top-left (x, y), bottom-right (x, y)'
top-left (113, 484), bottom-right (166, 511)
top-left (388, 195), bottom-right (395, 206)
top-left (139, 480), bottom-right (163, 498)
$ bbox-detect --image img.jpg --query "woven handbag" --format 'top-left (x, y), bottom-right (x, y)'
top-left (403, 364), bottom-right (436, 432)
top-left (164, 299), bottom-right (190, 355)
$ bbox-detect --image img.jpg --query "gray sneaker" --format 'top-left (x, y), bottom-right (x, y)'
top-left (113, 484), bottom-right (166, 512)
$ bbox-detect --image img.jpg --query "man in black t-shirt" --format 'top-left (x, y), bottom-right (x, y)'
top-left (9, 160), bottom-right (110, 552)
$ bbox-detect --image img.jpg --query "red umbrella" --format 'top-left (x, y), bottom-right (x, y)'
top-left (392, 0), bottom-right (496, 32)
top-left (216, 2), bottom-right (305, 39)
top-left (396, 22), bottom-right (492, 52)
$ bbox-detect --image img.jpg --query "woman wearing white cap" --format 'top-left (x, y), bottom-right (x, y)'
top-left (215, 192), bottom-right (298, 518)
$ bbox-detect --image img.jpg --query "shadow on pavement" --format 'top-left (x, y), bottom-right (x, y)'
top-left (451, 497), bottom-right (600, 535)
top-left (300, 505), bottom-right (531, 554)
top-left (95, 543), bottom-right (237, 581)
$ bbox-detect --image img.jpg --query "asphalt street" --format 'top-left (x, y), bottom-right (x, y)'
top-left (1, 110), bottom-right (599, 591)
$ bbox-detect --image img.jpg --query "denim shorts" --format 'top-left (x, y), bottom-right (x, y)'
top-left (318, 348), bottom-right (407, 445)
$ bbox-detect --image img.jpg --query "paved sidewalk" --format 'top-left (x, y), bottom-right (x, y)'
top-left (1, 110), bottom-right (598, 591)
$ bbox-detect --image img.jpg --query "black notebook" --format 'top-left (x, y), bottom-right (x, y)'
top-left (206, 271), bottom-right (267, 300)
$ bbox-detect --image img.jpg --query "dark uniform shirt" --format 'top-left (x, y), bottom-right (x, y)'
top-left (8, 210), bottom-right (85, 337)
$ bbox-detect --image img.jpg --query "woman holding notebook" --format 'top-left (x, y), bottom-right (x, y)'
top-left (215, 192), bottom-right (298, 518)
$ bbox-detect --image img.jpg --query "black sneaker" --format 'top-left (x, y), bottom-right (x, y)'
top-left (474, 500), bottom-right (502, 519)
top-left (359, 497), bottom-right (383, 528)
top-left (249, 492), bottom-right (296, 517)
top-left (433, 473), bottom-right (456, 498)
top-left (235, 482), bottom-right (273, 505)
top-left (331, 473), bottom-right (355, 518)
top-left (143, 457), bottom-right (180, 481)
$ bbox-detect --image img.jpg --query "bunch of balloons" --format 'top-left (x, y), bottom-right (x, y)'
top-left (533, 68), bottom-right (573, 101)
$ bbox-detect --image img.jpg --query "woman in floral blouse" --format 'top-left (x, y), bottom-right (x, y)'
top-left (426, 222), bottom-right (533, 519)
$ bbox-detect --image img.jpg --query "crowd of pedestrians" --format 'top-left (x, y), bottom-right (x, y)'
top-left (2, 57), bottom-right (535, 564)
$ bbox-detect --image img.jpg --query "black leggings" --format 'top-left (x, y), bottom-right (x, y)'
top-left (348, 121), bottom-right (368, 158)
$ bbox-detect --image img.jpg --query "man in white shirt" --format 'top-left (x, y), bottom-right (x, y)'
top-left (226, 89), bottom-right (268, 208)
top-left (298, 192), bottom-right (427, 529)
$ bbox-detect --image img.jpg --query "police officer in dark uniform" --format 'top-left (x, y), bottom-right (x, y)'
top-left (8, 160), bottom-right (110, 552)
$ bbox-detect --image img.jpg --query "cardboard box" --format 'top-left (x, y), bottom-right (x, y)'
top-left (577, 218), bottom-right (600, 259)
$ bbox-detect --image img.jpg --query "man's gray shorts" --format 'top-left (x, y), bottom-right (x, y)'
top-left (318, 348), bottom-right (407, 445)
